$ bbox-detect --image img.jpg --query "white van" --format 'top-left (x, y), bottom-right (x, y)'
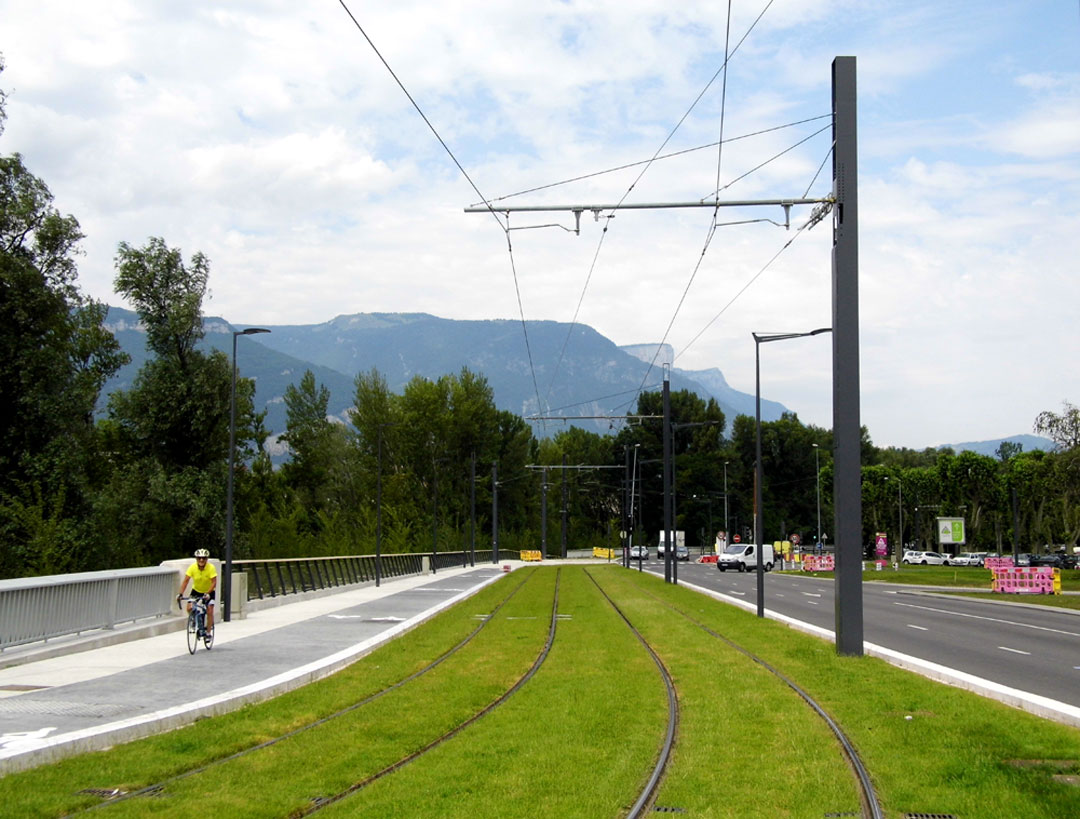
top-left (716, 543), bottom-right (775, 572)
top-left (656, 530), bottom-right (685, 558)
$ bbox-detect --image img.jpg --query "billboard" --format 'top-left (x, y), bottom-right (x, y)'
top-left (936, 517), bottom-right (966, 546)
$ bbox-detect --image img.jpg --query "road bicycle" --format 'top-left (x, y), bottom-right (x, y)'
top-left (178, 595), bottom-right (215, 654)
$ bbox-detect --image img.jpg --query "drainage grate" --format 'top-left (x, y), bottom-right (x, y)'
top-left (653, 807), bottom-right (687, 814)
top-left (904, 814), bottom-right (957, 819)
top-left (824, 813), bottom-right (859, 818)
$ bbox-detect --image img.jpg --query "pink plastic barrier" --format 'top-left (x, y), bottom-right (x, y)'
top-left (991, 566), bottom-right (1054, 594)
top-left (984, 557), bottom-right (1014, 571)
top-left (803, 554), bottom-right (835, 572)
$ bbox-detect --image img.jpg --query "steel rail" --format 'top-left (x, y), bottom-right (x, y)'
top-left (583, 568), bottom-right (678, 819)
top-left (635, 580), bottom-right (884, 819)
top-left (296, 568), bottom-right (563, 816)
top-left (81, 569), bottom-right (539, 813)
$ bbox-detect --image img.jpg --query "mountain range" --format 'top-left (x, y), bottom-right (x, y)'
top-left (99, 307), bottom-right (1052, 459)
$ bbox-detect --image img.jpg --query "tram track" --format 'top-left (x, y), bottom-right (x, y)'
top-left (294, 567), bottom-right (562, 816)
top-left (624, 573), bottom-right (885, 819)
top-left (582, 568), bottom-right (678, 819)
top-left (79, 568), bottom-right (540, 813)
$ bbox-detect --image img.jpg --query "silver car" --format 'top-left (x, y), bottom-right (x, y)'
top-left (630, 545), bottom-right (648, 560)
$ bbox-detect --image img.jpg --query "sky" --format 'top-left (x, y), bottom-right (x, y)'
top-left (1, 1), bottom-right (1078, 450)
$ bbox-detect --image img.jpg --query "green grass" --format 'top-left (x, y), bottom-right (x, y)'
top-left (2, 565), bottom-right (1079, 817)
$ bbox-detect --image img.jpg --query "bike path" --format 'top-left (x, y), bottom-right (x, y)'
top-left (0, 565), bottom-right (512, 774)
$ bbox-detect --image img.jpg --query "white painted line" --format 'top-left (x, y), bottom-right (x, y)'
top-left (894, 601), bottom-right (1080, 638)
top-left (998, 646), bottom-right (1031, 656)
top-left (906, 624), bottom-right (928, 631)
top-left (801, 592), bottom-right (822, 598)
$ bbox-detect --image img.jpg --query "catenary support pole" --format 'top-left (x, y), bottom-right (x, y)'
top-left (831, 56), bottom-right (864, 657)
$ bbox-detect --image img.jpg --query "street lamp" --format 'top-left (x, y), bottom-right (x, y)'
top-left (723, 461), bottom-right (729, 554)
top-left (754, 328), bottom-right (831, 618)
top-left (812, 444), bottom-right (822, 549)
top-left (886, 475), bottom-right (903, 561)
top-left (225, 327), bottom-right (270, 623)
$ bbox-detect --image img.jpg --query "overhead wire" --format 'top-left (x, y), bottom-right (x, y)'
top-left (336, 0), bottom-right (548, 427)
top-left (468, 115), bottom-right (832, 208)
top-left (543, 0), bottom-right (777, 418)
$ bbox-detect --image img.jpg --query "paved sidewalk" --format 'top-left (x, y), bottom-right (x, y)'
top-left (0, 564), bottom-right (514, 774)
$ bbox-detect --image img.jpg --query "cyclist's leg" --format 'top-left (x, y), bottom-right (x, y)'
top-left (206, 599), bottom-right (214, 632)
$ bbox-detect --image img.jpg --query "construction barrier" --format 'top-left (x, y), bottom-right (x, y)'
top-left (984, 557), bottom-right (1014, 571)
top-left (521, 550), bottom-right (543, 562)
top-left (592, 547), bottom-right (616, 559)
top-left (698, 555), bottom-right (719, 564)
top-left (991, 566), bottom-right (1056, 594)
top-left (803, 555), bottom-right (834, 572)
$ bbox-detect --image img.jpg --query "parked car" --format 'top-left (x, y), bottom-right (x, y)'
top-left (1015, 553), bottom-right (1032, 566)
top-left (1029, 552), bottom-right (1078, 569)
top-left (953, 552), bottom-right (988, 567)
top-left (675, 544), bottom-right (690, 561)
top-left (901, 551), bottom-right (949, 566)
top-left (630, 545), bottom-right (648, 560)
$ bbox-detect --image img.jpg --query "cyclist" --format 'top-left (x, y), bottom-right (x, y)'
top-left (177, 548), bottom-right (217, 638)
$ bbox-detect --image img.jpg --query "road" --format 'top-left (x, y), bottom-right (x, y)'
top-left (628, 558), bottom-right (1080, 711)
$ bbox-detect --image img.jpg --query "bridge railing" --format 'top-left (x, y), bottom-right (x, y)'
top-left (236, 550), bottom-right (512, 601)
top-left (0, 567), bottom-right (177, 652)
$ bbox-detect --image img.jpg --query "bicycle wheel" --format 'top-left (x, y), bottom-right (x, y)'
top-left (187, 610), bottom-right (199, 654)
top-left (203, 620), bottom-right (214, 650)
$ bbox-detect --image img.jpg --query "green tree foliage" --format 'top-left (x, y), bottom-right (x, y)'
top-left (100, 238), bottom-right (250, 565)
top-left (1034, 400), bottom-right (1080, 452)
top-left (0, 68), bottom-right (128, 575)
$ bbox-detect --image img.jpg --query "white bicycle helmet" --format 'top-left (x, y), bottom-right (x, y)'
top-left (194, 548), bottom-right (210, 558)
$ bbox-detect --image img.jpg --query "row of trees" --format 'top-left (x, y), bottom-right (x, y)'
top-left (3, 54), bottom-right (1078, 578)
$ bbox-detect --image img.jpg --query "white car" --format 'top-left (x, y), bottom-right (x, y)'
top-left (901, 551), bottom-right (949, 566)
top-left (952, 552), bottom-right (987, 567)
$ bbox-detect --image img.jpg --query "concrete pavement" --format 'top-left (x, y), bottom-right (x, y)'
top-left (0, 563), bottom-right (517, 775)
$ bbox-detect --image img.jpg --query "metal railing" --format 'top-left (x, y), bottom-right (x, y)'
top-left (237, 554), bottom-right (423, 600)
top-left (0, 567), bottom-right (177, 652)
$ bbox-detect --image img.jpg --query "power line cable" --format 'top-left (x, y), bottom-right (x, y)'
top-left (468, 115), bottom-right (831, 208)
top-left (541, 0), bottom-right (776, 414)
top-left (336, 0), bottom-right (547, 426)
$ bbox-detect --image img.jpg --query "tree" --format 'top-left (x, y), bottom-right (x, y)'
top-left (280, 370), bottom-right (335, 513)
top-left (0, 60), bottom-right (128, 576)
top-left (101, 238), bottom-right (243, 564)
top-left (1034, 401), bottom-right (1080, 452)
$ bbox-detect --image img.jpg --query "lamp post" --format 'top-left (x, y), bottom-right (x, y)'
top-left (225, 327), bottom-right (270, 623)
top-left (886, 476), bottom-right (903, 561)
top-left (723, 461), bottom-right (729, 553)
top-left (812, 444), bottom-right (822, 549)
top-left (754, 328), bottom-right (831, 618)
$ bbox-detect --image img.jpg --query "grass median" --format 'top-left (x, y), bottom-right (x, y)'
top-left (2, 564), bottom-right (1079, 817)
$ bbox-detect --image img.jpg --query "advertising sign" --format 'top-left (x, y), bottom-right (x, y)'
top-left (874, 532), bottom-right (888, 557)
top-left (936, 517), bottom-right (966, 546)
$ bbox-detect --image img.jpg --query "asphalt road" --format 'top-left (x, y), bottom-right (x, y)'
top-left (629, 559), bottom-right (1080, 709)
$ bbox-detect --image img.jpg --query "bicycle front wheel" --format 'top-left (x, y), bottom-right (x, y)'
top-left (187, 611), bottom-right (199, 654)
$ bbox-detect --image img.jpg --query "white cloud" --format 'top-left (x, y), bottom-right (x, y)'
top-left (1, 0), bottom-right (1077, 450)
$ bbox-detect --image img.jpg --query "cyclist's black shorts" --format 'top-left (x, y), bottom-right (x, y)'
top-left (191, 590), bottom-right (216, 603)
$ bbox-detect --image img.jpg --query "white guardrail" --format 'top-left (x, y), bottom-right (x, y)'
top-left (0, 567), bottom-right (178, 652)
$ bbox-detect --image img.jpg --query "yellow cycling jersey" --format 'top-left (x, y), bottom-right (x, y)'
top-left (186, 561), bottom-right (218, 594)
